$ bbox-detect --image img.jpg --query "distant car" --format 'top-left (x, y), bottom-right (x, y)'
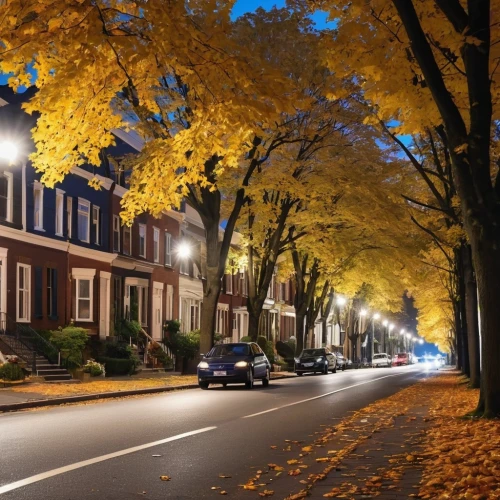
top-left (394, 353), bottom-right (409, 366)
top-left (197, 342), bottom-right (271, 390)
top-left (333, 352), bottom-right (347, 371)
top-left (295, 348), bottom-right (337, 376)
top-left (372, 353), bottom-right (392, 368)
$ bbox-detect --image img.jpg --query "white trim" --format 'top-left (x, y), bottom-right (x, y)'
top-left (152, 280), bottom-right (164, 291)
top-left (21, 164), bottom-right (26, 231)
top-left (111, 128), bottom-right (144, 152)
top-left (125, 277), bottom-right (149, 288)
top-left (77, 198), bottom-right (91, 243)
top-left (16, 263), bottom-right (31, 323)
top-left (0, 171), bottom-right (13, 223)
top-left (139, 223), bottom-right (146, 258)
top-left (112, 184), bottom-right (128, 199)
top-left (33, 181), bottom-right (44, 231)
top-left (73, 268), bottom-right (96, 322)
top-left (55, 189), bottom-right (65, 236)
top-left (69, 244), bottom-right (117, 264)
top-left (153, 227), bottom-right (160, 263)
top-left (164, 231), bottom-right (172, 267)
top-left (71, 167), bottom-right (113, 190)
top-left (67, 196), bottom-right (73, 239)
top-left (0, 248), bottom-right (7, 315)
top-left (100, 271), bottom-right (112, 279)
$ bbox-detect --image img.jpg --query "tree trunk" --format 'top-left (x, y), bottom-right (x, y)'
top-left (469, 227), bottom-right (500, 416)
top-left (295, 312), bottom-right (306, 355)
top-left (457, 250), bottom-right (470, 377)
top-left (462, 243), bottom-right (481, 388)
top-left (199, 267), bottom-right (221, 356)
top-left (247, 298), bottom-right (264, 341)
top-left (453, 300), bottom-right (463, 372)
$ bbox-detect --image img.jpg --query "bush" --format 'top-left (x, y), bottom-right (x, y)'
top-left (163, 319), bottom-right (181, 337)
top-left (82, 359), bottom-right (105, 377)
top-left (240, 336), bottom-right (252, 343)
top-left (105, 343), bottom-right (134, 359)
top-left (115, 319), bottom-right (141, 341)
top-left (50, 326), bottom-right (89, 367)
top-left (100, 357), bottom-right (140, 376)
top-left (276, 340), bottom-right (295, 359)
top-left (0, 362), bottom-right (25, 381)
top-left (149, 343), bottom-right (173, 367)
top-left (165, 330), bottom-right (200, 360)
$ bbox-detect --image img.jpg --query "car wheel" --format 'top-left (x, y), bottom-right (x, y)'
top-left (332, 362), bottom-right (337, 374)
top-left (199, 382), bottom-right (209, 390)
top-left (245, 369), bottom-right (254, 389)
top-left (262, 368), bottom-right (270, 387)
top-left (342, 365), bottom-right (345, 371)
top-left (222, 383), bottom-right (227, 387)
top-left (296, 372), bottom-right (303, 376)
top-left (323, 364), bottom-right (329, 375)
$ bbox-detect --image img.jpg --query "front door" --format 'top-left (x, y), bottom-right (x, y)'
top-left (152, 282), bottom-right (163, 340)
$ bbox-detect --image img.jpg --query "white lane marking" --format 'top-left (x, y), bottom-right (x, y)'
top-left (242, 372), bottom-right (407, 419)
top-left (0, 426), bottom-right (217, 496)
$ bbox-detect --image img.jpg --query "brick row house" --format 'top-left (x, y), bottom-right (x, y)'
top-left (0, 85), bottom-right (305, 353)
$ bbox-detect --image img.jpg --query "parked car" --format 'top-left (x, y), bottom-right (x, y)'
top-left (372, 353), bottom-right (392, 368)
top-left (295, 348), bottom-right (337, 376)
top-left (333, 352), bottom-right (347, 371)
top-left (197, 342), bottom-right (271, 390)
top-left (394, 352), bottom-right (409, 366)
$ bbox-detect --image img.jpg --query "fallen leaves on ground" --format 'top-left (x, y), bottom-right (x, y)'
top-left (159, 475), bottom-right (171, 481)
top-left (11, 376), bottom-right (199, 397)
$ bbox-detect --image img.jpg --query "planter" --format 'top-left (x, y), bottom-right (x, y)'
top-left (71, 369), bottom-right (90, 382)
top-left (272, 364), bottom-right (282, 372)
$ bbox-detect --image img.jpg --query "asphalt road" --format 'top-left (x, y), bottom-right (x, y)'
top-left (0, 365), bottom-right (427, 499)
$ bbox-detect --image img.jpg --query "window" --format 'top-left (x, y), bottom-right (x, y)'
top-left (73, 268), bottom-right (95, 322)
top-left (55, 190), bottom-right (64, 236)
top-left (113, 215), bottom-right (120, 252)
top-left (153, 227), bottom-right (160, 263)
top-left (47, 268), bottom-right (58, 319)
top-left (164, 232), bottom-right (172, 266)
top-left (67, 197), bottom-right (73, 238)
top-left (33, 182), bottom-right (44, 230)
top-left (139, 224), bottom-right (146, 258)
top-left (226, 273), bottom-right (233, 294)
top-left (216, 306), bottom-right (229, 336)
top-left (123, 225), bottom-right (131, 255)
top-left (17, 263), bottom-right (31, 322)
top-left (0, 172), bottom-right (13, 222)
top-left (77, 199), bottom-right (90, 242)
top-left (93, 206), bottom-right (101, 245)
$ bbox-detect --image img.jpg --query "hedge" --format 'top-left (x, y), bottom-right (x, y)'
top-left (99, 357), bottom-right (139, 376)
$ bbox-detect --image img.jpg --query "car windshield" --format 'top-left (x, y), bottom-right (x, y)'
top-left (208, 344), bottom-right (250, 357)
top-left (301, 349), bottom-right (325, 357)
top-left (397, 353), bottom-right (407, 358)
top-left (373, 354), bottom-right (386, 359)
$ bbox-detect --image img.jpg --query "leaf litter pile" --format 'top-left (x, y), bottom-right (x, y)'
top-left (235, 371), bottom-right (499, 499)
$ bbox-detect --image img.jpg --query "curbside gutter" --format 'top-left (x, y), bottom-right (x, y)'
top-left (0, 373), bottom-right (297, 413)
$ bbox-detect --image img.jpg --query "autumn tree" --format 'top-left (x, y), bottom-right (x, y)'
top-left (315, 0), bottom-right (500, 416)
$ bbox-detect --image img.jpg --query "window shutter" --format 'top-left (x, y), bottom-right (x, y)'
top-left (34, 266), bottom-right (43, 318)
top-left (51, 269), bottom-right (58, 319)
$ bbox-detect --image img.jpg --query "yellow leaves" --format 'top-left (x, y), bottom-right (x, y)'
top-left (258, 490), bottom-right (275, 497)
top-left (159, 476), bottom-right (171, 481)
top-left (218, 474), bottom-right (231, 479)
top-left (287, 459), bottom-right (299, 465)
top-left (288, 469), bottom-right (302, 476)
top-left (454, 143), bottom-right (468, 154)
top-left (301, 446), bottom-right (314, 453)
top-left (406, 454), bottom-right (416, 462)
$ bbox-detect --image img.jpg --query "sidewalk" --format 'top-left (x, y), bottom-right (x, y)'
top-left (225, 370), bottom-right (499, 499)
top-left (0, 371), bottom-right (297, 412)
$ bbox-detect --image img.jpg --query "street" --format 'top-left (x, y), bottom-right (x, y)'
top-left (0, 365), bottom-right (427, 499)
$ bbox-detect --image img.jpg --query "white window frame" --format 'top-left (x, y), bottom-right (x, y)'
top-left (16, 263), bottom-right (31, 323)
top-left (153, 227), bottom-right (160, 263)
top-left (113, 215), bottom-right (120, 252)
top-left (0, 172), bottom-right (13, 222)
top-left (139, 224), bottom-right (146, 258)
top-left (164, 232), bottom-right (172, 267)
top-left (33, 181), bottom-right (44, 231)
top-left (77, 198), bottom-right (90, 243)
top-left (123, 225), bottom-right (132, 256)
top-left (226, 273), bottom-right (233, 294)
top-left (55, 189), bottom-right (65, 236)
top-left (93, 206), bottom-right (100, 245)
top-left (73, 268), bottom-right (96, 322)
top-left (67, 197), bottom-right (73, 238)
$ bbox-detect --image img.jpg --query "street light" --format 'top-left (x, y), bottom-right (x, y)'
top-left (336, 296), bottom-right (346, 306)
top-left (176, 241), bottom-right (192, 259)
top-left (0, 140), bottom-right (18, 163)
top-left (360, 309), bottom-right (367, 317)
top-left (371, 312), bottom-right (380, 364)
top-left (419, 339), bottom-right (424, 345)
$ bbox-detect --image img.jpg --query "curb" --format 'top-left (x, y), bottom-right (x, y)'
top-left (0, 373), bottom-right (297, 413)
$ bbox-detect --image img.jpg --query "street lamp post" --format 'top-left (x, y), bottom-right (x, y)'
top-left (382, 319), bottom-right (388, 353)
top-left (371, 312), bottom-right (380, 364)
top-left (400, 329), bottom-right (405, 353)
top-left (388, 323), bottom-right (394, 357)
top-left (359, 309), bottom-right (367, 366)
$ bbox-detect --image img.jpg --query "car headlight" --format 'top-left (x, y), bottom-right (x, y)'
top-left (316, 357), bottom-right (324, 363)
top-left (198, 361), bottom-right (209, 369)
top-left (294, 358), bottom-right (300, 364)
top-left (235, 361), bottom-right (248, 368)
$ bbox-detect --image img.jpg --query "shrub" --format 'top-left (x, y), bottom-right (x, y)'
top-left (105, 343), bottom-right (134, 360)
top-left (239, 336), bottom-right (252, 343)
top-left (149, 343), bottom-right (173, 367)
top-left (163, 319), bottom-right (181, 337)
top-left (165, 330), bottom-right (200, 360)
top-left (82, 359), bottom-right (105, 377)
top-left (276, 340), bottom-right (295, 359)
top-left (115, 319), bottom-right (141, 341)
top-left (100, 356), bottom-right (140, 376)
top-left (0, 362), bottom-right (25, 381)
top-left (50, 326), bottom-right (89, 367)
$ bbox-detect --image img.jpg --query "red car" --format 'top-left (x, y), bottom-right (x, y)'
top-left (394, 353), bottom-right (409, 366)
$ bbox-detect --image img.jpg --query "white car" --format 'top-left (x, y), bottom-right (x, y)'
top-left (372, 353), bottom-right (392, 368)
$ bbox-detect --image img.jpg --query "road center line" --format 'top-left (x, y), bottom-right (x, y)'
top-left (0, 426), bottom-right (217, 496)
top-left (242, 372), bottom-right (407, 419)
